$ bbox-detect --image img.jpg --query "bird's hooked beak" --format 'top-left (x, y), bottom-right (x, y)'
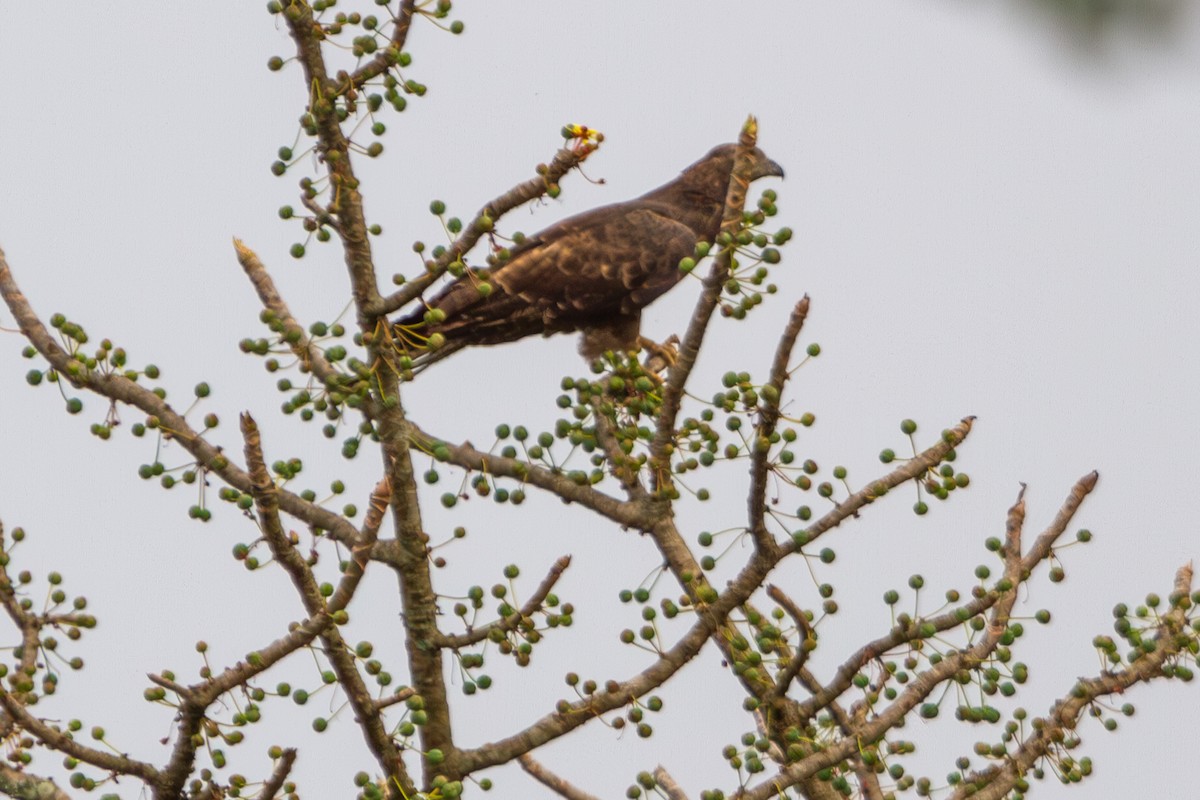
top-left (746, 149), bottom-right (785, 181)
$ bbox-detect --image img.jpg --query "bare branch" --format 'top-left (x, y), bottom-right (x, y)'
top-left (0, 764), bottom-right (71, 800)
top-left (653, 765), bottom-right (691, 800)
top-left (0, 246), bottom-right (363, 547)
top-left (147, 503), bottom-right (382, 791)
top-left (0, 690), bottom-right (160, 785)
top-left (282, 2), bottom-right (381, 320)
top-left (238, 413), bottom-right (409, 795)
top-left (734, 477), bottom-right (1091, 800)
top-left (347, 0), bottom-right (418, 90)
top-left (260, 747), bottom-right (298, 800)
top-left (787, 476), bottom-right (1064, 726)
top-left (373, 686), bottom-right (418, 713)
top-left (437, 555), bottom-right (572, 649)
top-left (748, 297), bottom-right (816, 554)
top-left (241, 413), bottom-right (333, 607)
top-left (456, 605), bottom-right (717, 772)
top-left (361, 475), bottom-right (393, 542)
top-left (233, 238), bottom-right (341, 387)
top-left (765, 584), bottom-right (814, 700)
top-left (748, 295), bottom-right (810, 552)
top-left (155, 690), bottom-right (212, 795)
top-left (156, 414), bottom-right (351, 798)
top-left (407, 420), bottom-right (655, 530)
top-left (371, 420), bottom-right (454, 783)
top-left (798, 417), bottom-right (975, 549)
top-left (518, 754), bottom-right (603, 800)
top-left (952, 562), bottom-right (1195, 800)
top-left (1020, 470), bottom-right (1099, 574)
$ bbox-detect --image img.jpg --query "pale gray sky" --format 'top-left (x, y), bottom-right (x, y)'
top-left (1, 3), bottom-right (1198, 798)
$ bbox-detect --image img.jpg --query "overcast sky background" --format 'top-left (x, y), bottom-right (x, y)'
top-left (1, 2), bottom-right (1198, 798)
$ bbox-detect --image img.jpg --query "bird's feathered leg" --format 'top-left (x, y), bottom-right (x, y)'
top-left (578, 314), bottom-right (642, 361)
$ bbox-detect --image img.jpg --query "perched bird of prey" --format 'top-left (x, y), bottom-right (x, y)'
top-left (395, 143), bottom-right (784, 367)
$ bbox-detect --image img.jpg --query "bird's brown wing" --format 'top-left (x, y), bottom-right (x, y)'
top-left (493, 201), bottom-right (701, 320)
top-left (397, 201), bottom-right (705, 359)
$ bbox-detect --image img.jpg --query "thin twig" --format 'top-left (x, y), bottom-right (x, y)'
top-left (233, 239), bottom-right (341, 387)
top-left (0, 764), bottom-right (71, 800)
top-left (517, 754), bottom-right (603, 800)
top-left (649, 118), bottom-right (762, 487)
top-left (732, 476), bottom-right (1092, 800)
top-left (748, 296), bottom-right (810, 552)
top-left (373, 686), bottom-right (418, 712)
top-left (236, 413), bottom-right (406, 792)
top-left (653, 765), bottom-right (691, 800)
top-left (437, 556), bottom-right (572, 649)
top-left (347, 0), bottom-right (418, 90)
top-left (765, 584), bottom-right (814, 700)
top-left (952, 562), bottom-right (1194, 800)
top-left (0, 247), bottom-right (363, 546)
top-left (407, 421), bottom-right (654, 530)
top-left (0, 690), bottom-right (160, 784)
top-left (260, 748), bottom-right (298, 800)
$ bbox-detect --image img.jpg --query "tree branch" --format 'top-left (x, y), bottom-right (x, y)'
top-left (590, 408), bottom-right (650, 500)
top-left (347, 0), bottom-right (418, 90)
top-left (765, 584), bottom-right (814, 701)
top-left (0, 690), bottom-right (160, 786)
top-left (748, 296), bottom-right (810, 551)
top-left (652, 765), bottom-right (691, 800)
top-left (733, 475), bottom-right (1093, 800)
top-left (456, 603), bottom-right (718, 772)
top-left (406, 421), bottom-right (655, 530)
top-left (517, 754), bottom-right (603, 800)
top-left (952, 561), bottom-right (1195, 800)
top-left (260, 747), bottom-right (298, 800)
top-left (788, 474), bottom-right (1094, 727)
top-left (283, 1), bottom-right (381, 322)
top-left (0, 246), bottom-right (363, 547)
top-left (0, 764), bottom-right (71, 800)
top-left (0, 532), bottom-right (49, 700)
top-left (457, 419), bottom-right (976, 774)
top-left (797, 417), bottom-right (975, 550)
top-left (237, 413), bottom-right (410, 795)
top-left (436, 555), bottom-right (571, 649)
top-left (233, 238), bottom-right (341, 387)
top-left (793, 668), bottom-right (886, 800)
top-left (1020, 470), bottom-right (1099, 575)
top-left (649, 117), bottom-right (762, 487)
